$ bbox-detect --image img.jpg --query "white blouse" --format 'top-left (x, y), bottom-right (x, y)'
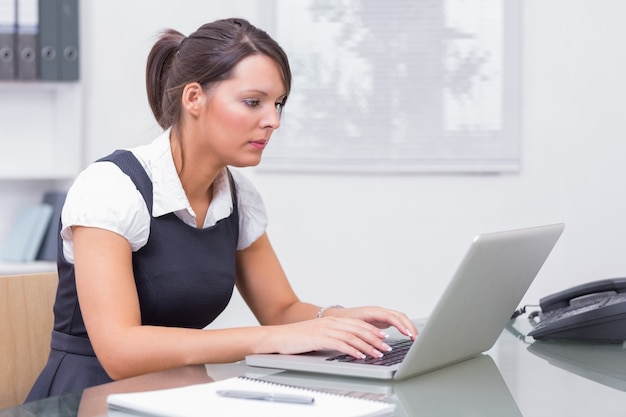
top-left (60, 129), bottom-right (268, 263)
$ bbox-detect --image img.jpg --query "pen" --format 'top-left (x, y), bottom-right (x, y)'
top-left (216, 389), bottom-right (315, 405)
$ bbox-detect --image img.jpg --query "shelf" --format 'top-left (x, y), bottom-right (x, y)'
top-left (0, 81), bottom-right (80, 90)
top-left (0, 82), bottom-right (83, 179)
top-left (0, 261), bottom-right (57, 276)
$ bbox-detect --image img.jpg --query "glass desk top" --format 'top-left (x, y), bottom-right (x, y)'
top-left (2, 318), bottom-right (626, 417)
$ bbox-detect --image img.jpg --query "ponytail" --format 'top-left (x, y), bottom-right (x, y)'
top-left (145, 29), bottom-right (185, 129)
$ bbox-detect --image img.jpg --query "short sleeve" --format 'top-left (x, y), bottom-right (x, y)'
top-left (229, 169), bottom-right (268, 250)
top-left (60, 161), bottom-right (151, 262)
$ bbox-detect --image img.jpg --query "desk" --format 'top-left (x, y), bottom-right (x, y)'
top-left (0, 261), bottom-right (56, 276)
top-left (2, 318), bottom-right (625, 417)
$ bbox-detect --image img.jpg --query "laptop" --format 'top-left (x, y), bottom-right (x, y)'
top-left (245, 223), bottom-right (565, 380)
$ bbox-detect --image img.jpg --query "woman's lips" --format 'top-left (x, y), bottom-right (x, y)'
top-left (249, 139), bottom-right (268, 149)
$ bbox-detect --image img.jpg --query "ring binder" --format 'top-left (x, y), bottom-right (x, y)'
top-left (58, 0), bottom-right (78, 80)
top-left (0, 0), bottom-right (16, 79)
top-left (16, 0), bottom-right (38, 80)
top-left (38, 0), bottom-right (59, 80)
top-left (2, 0), bottom-right (79, 81)
top-left (36, 191), bottom-right (67, 261)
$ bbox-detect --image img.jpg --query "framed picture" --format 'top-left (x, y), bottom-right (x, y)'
top-left (261, 0), bottom-right (522, 174)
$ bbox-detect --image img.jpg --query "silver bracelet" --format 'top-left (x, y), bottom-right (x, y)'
top-left (316, 305), bottom-right (344, 319)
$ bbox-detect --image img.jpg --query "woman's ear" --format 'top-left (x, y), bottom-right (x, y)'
top-left (181, 82), bottom-right (204, 118)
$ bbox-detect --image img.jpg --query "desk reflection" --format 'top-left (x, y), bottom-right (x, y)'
top-left (528, 340), bottom-right (626, 391)
top-left (257, 354), bottom-right (522, 417)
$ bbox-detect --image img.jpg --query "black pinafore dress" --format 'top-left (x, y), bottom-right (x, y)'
top-left (26, 150), bottom-right (239, 401)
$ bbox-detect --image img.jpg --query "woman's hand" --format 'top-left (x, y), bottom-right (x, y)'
top-left (262, 308), bottom-right (418, 361)
top-left (265, 317), bottom-right (392, 360)
top-left (235, 235), bottom-right (417, 361)
top-left (325, 306), bottom-right (418, 340)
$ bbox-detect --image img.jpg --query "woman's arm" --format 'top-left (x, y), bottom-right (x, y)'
top-left (74, 227), bottom-right (417, 381)
top-left (73, 226), bottom-right (280, 380)
top-left (234, 232), bottom-right (317, 324)
top-left (235, 233), bottom-right (418, 351)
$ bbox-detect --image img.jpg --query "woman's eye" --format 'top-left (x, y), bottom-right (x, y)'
top-left (244, 99), bottom-right (260, 107)
top-left (275, 102), bottom-right (284, 116)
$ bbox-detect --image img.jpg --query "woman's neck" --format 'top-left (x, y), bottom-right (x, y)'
top-left (170, 127), bottom-right (220, 228)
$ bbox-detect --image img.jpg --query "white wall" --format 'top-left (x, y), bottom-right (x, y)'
top-left (7, 0), bottom-right (626, 327)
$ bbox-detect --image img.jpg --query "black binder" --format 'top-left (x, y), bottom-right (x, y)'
top-left (0, 0), bottom-right (17, 79)
top-left (38, 0), bottom-right (59, 80)
top-left (58, 0), bottom-right (78, 80)
top-left (16, 0), bottom-right (38, 80)
top-left (36, 190), bottom-right (67, 261)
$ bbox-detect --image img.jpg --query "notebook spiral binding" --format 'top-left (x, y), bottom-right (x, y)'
top-left (236, 376), bottom-right (393, 403)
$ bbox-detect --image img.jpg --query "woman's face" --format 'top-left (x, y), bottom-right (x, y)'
top-left (195, 54), bottom-right (287, 168)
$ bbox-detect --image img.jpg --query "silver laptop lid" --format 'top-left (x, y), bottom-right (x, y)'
top-left (246, 223), bottom-right (565, 380)
top-left (394, 223), bottom-right (565, 379)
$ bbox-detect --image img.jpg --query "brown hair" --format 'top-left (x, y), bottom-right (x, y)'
top-left (146, 18), bottom-right (292, 137)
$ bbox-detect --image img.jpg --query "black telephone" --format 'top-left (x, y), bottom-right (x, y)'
top-left (528, 278), bottom-right (626, 343)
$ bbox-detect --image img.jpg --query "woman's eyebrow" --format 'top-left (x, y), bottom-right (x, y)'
top-left (241, 89), bottom-right (287, 98)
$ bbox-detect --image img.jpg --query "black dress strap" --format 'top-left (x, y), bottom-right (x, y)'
top-left (97, 150), bottom-right (154, 213)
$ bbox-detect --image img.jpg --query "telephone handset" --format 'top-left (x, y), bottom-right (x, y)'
top-left (528, 278), bottom-right (626, 343)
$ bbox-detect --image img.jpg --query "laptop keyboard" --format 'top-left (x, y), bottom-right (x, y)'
top-left (325, 339), bottom-right (414, 366)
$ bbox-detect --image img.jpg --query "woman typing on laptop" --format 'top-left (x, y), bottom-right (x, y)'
top-left (26, 18), bottom-right (417, 401)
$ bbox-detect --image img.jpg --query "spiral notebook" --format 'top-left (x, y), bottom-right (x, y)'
top-left (106, 376), bottom-right (395, 417)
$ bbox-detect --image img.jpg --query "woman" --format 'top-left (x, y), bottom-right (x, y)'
top-left (27, 18), bottom-right (417, 400)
